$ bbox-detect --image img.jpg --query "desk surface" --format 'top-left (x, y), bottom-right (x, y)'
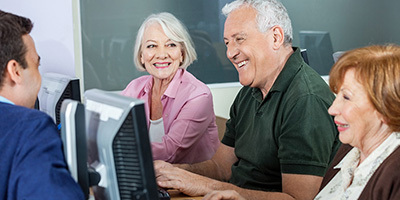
top-left (169, 190), bottom-right (202, 200)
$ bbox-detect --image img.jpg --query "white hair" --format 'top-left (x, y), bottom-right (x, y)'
top-left (222, 0), bottom-right (293, 45)
top-left (133, 12), bottom-right (197, 71)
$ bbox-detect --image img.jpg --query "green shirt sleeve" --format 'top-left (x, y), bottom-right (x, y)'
top-left (278, 94), bottom-right (338, 176)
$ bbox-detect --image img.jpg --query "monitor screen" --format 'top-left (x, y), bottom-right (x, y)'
top-left (333, 51), bottom-right (346, 63)
top-left (37, 72), bottom-right (81, 128)
top-left (60, 99), bottom-right (90, 199)
top-left (84, 89), bottom-right (159, 200)
top-left (299, 31), bottom-right (335, 76)
top-left (300, 49), bottom-right (309, 65)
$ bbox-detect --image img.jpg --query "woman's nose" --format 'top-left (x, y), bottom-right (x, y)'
top-left (156, 47), bottom-right (168, 59)
top-left (328, 98), bottom-right (339, 116)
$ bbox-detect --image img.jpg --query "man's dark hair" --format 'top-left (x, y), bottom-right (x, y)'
top-left (0, 10), bottom-right (33, 86)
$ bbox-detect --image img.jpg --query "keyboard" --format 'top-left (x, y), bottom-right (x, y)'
top-left (157, 188), bottom-right (170, 200)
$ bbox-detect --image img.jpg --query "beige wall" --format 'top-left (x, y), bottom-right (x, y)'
top-left (208, 83), bottom-right (242, 119)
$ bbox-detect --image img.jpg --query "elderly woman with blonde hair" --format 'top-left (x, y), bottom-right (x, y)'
top-left (122, 12), bottom-right (219, 164)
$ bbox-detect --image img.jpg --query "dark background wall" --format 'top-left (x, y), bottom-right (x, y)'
top-left (282, 0), bottom-right (400, 52)
top-left (80, 0), bottom-right (400, 91)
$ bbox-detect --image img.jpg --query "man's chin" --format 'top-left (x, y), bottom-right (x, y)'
top-left (239, 80), bottom-right (253, 87)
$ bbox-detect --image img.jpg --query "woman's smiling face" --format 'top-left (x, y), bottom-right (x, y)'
top-left (140, 23), bottom-right (183, 81)
top-left (328, 68), bottom-right (384, 149)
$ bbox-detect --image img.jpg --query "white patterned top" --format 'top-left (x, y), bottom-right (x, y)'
top-left (315, 132), bottom-right (400, 200)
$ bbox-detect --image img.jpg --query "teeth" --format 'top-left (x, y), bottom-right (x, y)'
top-left (238, 60), bottom-right (248, 67)
top-left (337, 124), bottom-right (349, 128)
top-left (154, 63), bottom-right (169, 67)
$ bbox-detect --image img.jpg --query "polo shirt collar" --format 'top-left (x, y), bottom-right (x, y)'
top-left (251, 47), bottom-right (303, 99)
top-left (270, 47), bottom-right (303, 92)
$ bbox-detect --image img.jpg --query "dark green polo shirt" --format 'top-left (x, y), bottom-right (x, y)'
top-left (221, 47), bottom-right (340, 192)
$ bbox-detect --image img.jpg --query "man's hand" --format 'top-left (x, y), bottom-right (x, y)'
top-left (154, 160), bottom-right (216, 196)
top-left (203, 190), bottom-right (246, 200)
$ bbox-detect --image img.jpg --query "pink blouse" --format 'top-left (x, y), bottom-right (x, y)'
top-left (121, 69), bottom-right (220, 164)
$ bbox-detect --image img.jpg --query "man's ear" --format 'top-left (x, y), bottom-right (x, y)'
top-left (271, 25), bottom-right (285, 50)
top-left (6, 60), bottom-right (23, 84)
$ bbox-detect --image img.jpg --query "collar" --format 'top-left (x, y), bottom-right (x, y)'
top-left (334, 132), bottom-right (400, 170)
top-left (0, 95), bottom-right (14, 105)
top-left (269, 47), bottom-right (303, 92)
top-left (143, 68), bottom-right (185, 99)
top-left (251, 47), bottom-right (304, 101)
top-left (163, 68), bottom-right (184, 99)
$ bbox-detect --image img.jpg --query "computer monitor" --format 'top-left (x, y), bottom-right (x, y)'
top-left (84, 89), bottom-right (159, 200)
top-left (299, 31), bottom-right (335, 75)
top-left (300, 49), bottom-right (309, 65)
top-left (60, 99), bottom-right (90, 199)
top-left (37, 72), bottom-right (81, 128)
top-left (333, 51), bottom-right (346, 63)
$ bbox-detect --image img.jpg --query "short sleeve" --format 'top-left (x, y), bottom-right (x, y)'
top-left (278, 94), bottom-right (338, 176)
top-left (221, 90), bottom-right (241, 148)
